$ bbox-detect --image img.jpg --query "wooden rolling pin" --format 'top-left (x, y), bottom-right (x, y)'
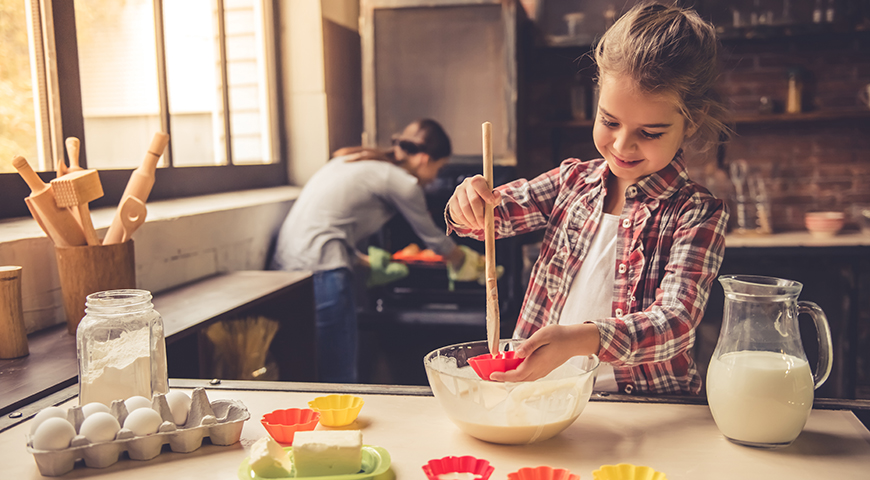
top-left (13, 156), bottom-right (86, 247)
top-left (103, 132), bottom-right (169, 245)
top-left (482, 122), bottom-right (500, 358)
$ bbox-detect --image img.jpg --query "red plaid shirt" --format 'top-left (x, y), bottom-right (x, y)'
top-left (448, 154), bottom-right (728, 394)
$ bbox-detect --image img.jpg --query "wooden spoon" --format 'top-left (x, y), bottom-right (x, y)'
top-left (118, 196), bottom-right (147, 243)
top-left (482, 122), bottom-right (500, 358)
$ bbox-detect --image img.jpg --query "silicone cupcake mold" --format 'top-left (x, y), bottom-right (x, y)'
top-left (422, 455), bottom-right (495, 480)
top-left (468, 351), bottom-right (525, 380)
top-left (592, 463), bottom-right (668, 480)
top-left (25, 387), bottom-right (249, 476)
top-left (307, 394), bottom-right (364, 427)
top-left (261, 408), bottom-right (320, 444)
top-left (507, 466), bottom-right (580, 480)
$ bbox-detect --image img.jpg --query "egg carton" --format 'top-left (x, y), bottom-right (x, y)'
top-left (25, 387), bottom-right (250, 477)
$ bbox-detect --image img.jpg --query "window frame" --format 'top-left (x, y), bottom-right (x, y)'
top-left (0, 0), bottom-right (287, 220)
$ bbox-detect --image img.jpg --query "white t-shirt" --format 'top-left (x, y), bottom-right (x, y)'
top-left (560, 212), bottom-right (619, 392)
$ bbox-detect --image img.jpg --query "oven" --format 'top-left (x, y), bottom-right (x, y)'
top-left (358, 163), bottom-right (530, 385)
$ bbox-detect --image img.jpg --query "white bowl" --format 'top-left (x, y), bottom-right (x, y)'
top-left (423, 340), bottom-right (598, 445)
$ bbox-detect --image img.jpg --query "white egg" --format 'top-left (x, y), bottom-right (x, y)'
top-left (123, 407), bottom-right (163, 436)
top-left (165, 390), bottom-right (192, 426)
top-left (81, 402), bottom-right (111, 417)
top-left (30, 406), bottom-right (67, 435)
top-left (79, 411), bottom-right (120, 443)
top-left (32, 417), bottom-right (76, 450)
top-left (124, 395), bottom-right (152, 412)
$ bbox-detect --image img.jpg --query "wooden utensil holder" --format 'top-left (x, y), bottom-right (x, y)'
top-left (0, 266), bottom-right (29, 359)
top-left (55, 241), bottom-right (136, 334)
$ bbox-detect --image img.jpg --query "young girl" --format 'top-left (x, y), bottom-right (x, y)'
top-left (446, 3), bottom-right (730, 395)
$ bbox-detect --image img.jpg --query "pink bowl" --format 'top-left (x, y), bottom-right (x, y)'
top-left (507, 466), bottom-right (580, 480)
top-left (261, 408), bottom-right (320, 444)
top-left (805, 211), bottom-right (844, 237)
top-left (422, 456), bottom-right (494, 480)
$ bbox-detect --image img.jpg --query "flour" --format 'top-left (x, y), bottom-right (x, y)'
top-left (79, 328), bottom-right (153, 406)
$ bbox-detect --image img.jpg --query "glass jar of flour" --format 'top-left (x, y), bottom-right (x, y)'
top-left (76, 289), bottom-right (169, 406)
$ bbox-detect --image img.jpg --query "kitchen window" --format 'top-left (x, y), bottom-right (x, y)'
top-left (0, 0), bottom-right (285, 220)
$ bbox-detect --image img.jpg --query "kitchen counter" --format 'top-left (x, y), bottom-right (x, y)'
top-left (2, 380), bottom-right (869, 479)
top-left (725, 230), bottom-right (870, 248)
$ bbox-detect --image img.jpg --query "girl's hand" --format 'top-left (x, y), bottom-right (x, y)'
top-left (490, 323), bottom-right (600, 383)
top-left (447, 175), bottom-right (501, 230)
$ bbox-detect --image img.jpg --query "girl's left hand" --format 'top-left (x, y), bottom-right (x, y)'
top-left (490, 323), bottom-right (600, 382)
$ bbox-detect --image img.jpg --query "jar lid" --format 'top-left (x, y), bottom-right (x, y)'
top-left (0, 266), bottom-right (23, 280)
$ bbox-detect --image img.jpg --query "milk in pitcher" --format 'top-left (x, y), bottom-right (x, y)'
top-left (707, 350), bottom-right (814, 446)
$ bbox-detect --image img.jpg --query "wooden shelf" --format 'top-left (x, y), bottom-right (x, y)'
top-left (0, 270), bottom-right (314, 417)
top-left (534, 109), bottom-right (870, 130)
top-left (731, 109), bottom-right (870, 125)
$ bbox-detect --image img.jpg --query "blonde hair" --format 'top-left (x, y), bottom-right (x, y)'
top-left (593, 2), bottom-right (730, 150)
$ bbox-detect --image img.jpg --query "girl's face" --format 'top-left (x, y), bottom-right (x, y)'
top-left (593, 75), bottom-right (690, 187)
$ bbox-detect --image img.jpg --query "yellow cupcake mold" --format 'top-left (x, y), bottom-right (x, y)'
top-left (307, 394), bottom-right (364, 427)
top-left (592, 464), bottom-right (668, 480)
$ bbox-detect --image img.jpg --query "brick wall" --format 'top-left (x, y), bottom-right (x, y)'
top-left (716, 32), bottom-right (870, 232)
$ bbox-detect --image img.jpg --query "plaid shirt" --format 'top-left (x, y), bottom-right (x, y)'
top-left (448, 154), bottom-right (728, 394)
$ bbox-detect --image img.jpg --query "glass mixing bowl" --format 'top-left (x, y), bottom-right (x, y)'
top-left (423, 339), bottom-right (599, 444)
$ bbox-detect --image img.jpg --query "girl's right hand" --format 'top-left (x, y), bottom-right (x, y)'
top-left (447, 175), bottom-right (501, 230)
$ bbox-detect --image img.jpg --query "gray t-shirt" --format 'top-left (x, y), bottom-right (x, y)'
top-left (271, 156), bottom-right (456, 273)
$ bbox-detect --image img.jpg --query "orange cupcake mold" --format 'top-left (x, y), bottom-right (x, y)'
top-left (260, 408), bottom-right (320, 444)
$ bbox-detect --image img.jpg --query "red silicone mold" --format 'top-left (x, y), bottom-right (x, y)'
top-left (468, 351), bottom-right (525, 380)
top-left (507, 466), bottom-right (580, 480)
top-left (422, 455), bottom-right (495, 480)
top-left (260, 408), bottom-right (320, 444)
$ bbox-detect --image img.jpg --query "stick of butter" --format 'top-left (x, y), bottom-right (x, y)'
top-left (292, 430), bottom-right (363, 477)
top-left (249, 436), bottom-right (293, 478)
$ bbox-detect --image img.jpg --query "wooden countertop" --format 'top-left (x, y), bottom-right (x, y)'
top-left (3, 380), bottom-right (869, 479)
top-left (725, 230), bottom-right (870, 248)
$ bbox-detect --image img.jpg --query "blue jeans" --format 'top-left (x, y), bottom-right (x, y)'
top-left (313, 268), bottom-right (358, 383)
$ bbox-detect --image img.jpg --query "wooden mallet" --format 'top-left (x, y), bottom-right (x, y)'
top-left (13, 156), bottom-right (86, 247)
top-left (51, 169), bottom-right (104, 246)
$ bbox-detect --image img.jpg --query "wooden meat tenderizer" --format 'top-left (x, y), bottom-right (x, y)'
top-left (12, 156), bottom-right (86, 247)
top-left (58, 137), bottom-right (84, 178)
top-left (103, 132), bottom-right (169, 245)
top-left (51, 169), bottom-right (104, 246)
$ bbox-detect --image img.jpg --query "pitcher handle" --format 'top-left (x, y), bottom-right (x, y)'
top-left (798, 301), bottom-right (833, 389)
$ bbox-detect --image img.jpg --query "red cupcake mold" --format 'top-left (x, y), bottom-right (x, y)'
top-left (260, 408), bottom-right (320, 444)
top-left (422, 455), bottom-right (495, 480)
top-left (468, 351), bottom-right (525, 380)
top-left (507, 466), bottom-right (580, 480)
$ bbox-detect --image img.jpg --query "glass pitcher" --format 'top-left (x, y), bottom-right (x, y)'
top-left (706, 275), bottom-right (833, 447)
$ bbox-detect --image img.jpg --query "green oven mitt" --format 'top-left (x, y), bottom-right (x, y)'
top-left (447, 245), bottom-right (504, 288)
top-left (367, 246), bottom-right (409, 287)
